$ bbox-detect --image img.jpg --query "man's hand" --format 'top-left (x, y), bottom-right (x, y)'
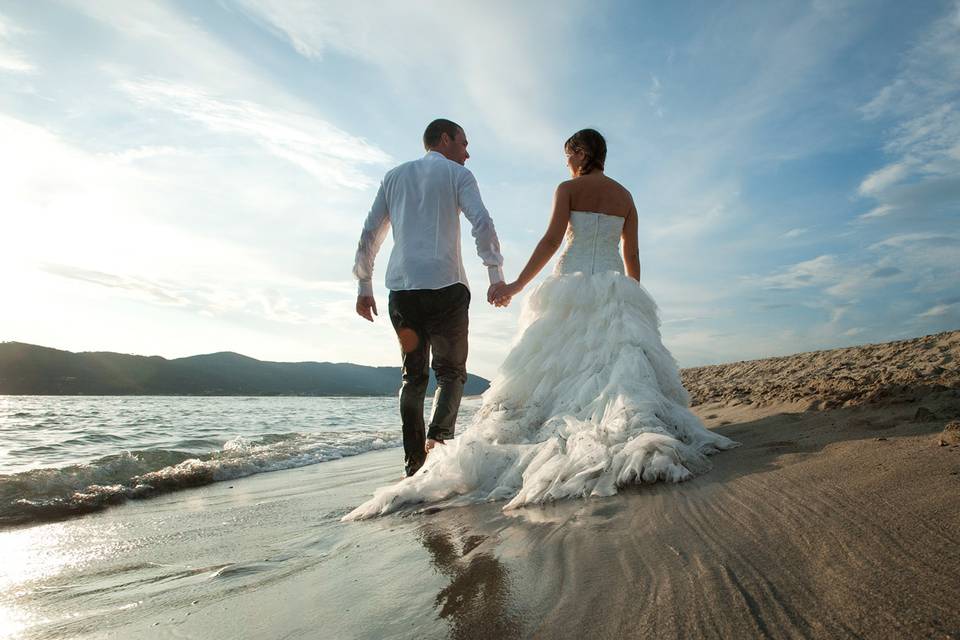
top-left (488, 281), bottom-right (514, 306)
top-left (487, 282), bottom-right (504, 304)
top-left (488, 281), bottom-right (521, 307)
top-left (356, 295), bottom-right (378, 322)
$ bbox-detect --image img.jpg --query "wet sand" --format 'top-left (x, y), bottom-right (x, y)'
top-left (5, 332), bottom-right (960, 639)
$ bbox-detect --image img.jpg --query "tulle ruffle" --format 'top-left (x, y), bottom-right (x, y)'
top-left (344, 272), bottom-right (738, 520)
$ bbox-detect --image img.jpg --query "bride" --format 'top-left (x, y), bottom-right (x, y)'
top-left (344, 129), bottom-right (738, 520)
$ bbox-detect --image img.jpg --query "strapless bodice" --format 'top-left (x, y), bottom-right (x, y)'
top-left (554, 211), bottom-right (625, 275)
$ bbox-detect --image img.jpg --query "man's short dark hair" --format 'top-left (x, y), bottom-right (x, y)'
top-left (423, 118), bottom-right (462, 149)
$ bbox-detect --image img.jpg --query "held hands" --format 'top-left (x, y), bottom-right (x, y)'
top-left (359, 283), bottom-right (513, 319)
top-left (487, 282), bottom-right (509, 307)
top-left (356, 295), bottom-right (378, 322)
top-left (487, 281), bottom-right (522, 307)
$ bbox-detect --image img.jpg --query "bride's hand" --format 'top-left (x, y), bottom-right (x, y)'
top-left (488, 281), bottom-right (522, 307)
top-left (502, 281), bottom-right (523, 297)
top-left (494, 281), bottom-right (523, 306)
top-left (487, 281), bottom-right (508, 304)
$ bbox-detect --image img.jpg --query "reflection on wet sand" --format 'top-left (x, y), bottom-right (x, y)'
top-left (418, 524), bottom-right (522, 640)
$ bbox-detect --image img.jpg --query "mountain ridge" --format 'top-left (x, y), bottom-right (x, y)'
top-left (0, 342), bottom-right (490, 396)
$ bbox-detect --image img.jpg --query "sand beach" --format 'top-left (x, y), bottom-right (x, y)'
top-left (3, 331), bottom-right (959, 639)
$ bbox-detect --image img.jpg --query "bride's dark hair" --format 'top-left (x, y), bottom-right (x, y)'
top-left (565, 129), bottom-right (606, 175)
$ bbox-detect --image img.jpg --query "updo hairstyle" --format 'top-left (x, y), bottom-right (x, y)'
top-left (564, 128), bottom-right (606, 175)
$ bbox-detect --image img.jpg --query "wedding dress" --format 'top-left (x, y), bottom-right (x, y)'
top-left (344, 211), bottom-right (738, 520)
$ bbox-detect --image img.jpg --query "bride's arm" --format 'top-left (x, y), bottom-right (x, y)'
top-left (497, 184), bottom-right (571, 297)
top-left (622, 204), bottom-right (641, 281)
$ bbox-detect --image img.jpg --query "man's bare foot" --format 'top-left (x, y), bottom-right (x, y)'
top-left (425, 438), bottom-right (444, 453)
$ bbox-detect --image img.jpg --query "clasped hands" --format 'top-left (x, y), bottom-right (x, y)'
top-left (487, 280), bottom-right (522, 307)
top-left (356, 281), bottom-right (522, 321)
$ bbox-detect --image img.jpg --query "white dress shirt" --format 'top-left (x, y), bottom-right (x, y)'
top-left (353, 151), bottom-right (505, 297)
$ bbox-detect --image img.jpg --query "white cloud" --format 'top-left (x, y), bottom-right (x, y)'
top-left (863, 233), bottom-right (960, 297)
top-left (120, 78), bottom-right (390, 189)
top-left (0, 114), bottom-right (243, 273)
top-left (0, 1), bottom-right (414, 373)
top-left (234, 0), bottom-right (581, 160)
top-left (0, 50), bottom-right (33, 73)
top-left (749, 231), bottom-right (958, 301)
top-left (755, 255), bottom-right (839, 290)
top-left (858, 161), bottom-right (911, 196)
top-left (68, 0), bottom-right (267, 95)
top-left (68, 0), bottom-right (392, 193)
top-left (857, 3), bottom-right (960, 220)
top-left (780, 227), bottom-right (808, 239)
top-left (0, 11), bottom-right (33, 73)
top-left (868, 232), bottom-right (958, 250)
top-left (824, 271), bottom-right (870, 298)
top-left (0, 112), bottom-right (368, 324)
top-left (0, 103), bottom-right (412, 372)
top-left (918, 302), bottom-right (956, 318)
top-left (858, 204), bottom-right (894, 220)
top-left (39, 262), bottom-right (334, 325)
top-left (645, 195), bottom-right (733, 240)
top-left (621, 5), bottom-right (881, 253)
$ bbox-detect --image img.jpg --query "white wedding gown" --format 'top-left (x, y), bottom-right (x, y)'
top-left (344, 211), bottom-right (738, 520)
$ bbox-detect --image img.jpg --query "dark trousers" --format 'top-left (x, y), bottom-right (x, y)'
top-left (388, 283), bottom-right (470, 477)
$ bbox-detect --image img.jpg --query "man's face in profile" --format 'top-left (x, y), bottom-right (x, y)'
top-left (441, 129), bottom-right (470, 165)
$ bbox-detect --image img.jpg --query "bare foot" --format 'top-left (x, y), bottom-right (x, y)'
top-left (425, 438), bottom-right (444, 453)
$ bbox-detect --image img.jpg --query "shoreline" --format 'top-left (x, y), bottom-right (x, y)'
top-left (0, 393), bottom-right (488, 399)
top-left (5, 390), bottom-right (959, 639)
top-left (4, 330), bottom-right (959, 638)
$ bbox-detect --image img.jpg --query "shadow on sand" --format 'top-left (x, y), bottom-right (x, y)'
top-left (407, 389), bottom-right (960, 638)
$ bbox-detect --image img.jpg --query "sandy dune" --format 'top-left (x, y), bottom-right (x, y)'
top-left (682, 330), bottom-right (960, 409)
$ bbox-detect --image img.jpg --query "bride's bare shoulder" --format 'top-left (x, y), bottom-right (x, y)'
top-left (603, 175), bottom-right (631, 194)
top-left (604, 176), bottom-right (635, 206)
top-left (553, 179), bottom-right (578, 202)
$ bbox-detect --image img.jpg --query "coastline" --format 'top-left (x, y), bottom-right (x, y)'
top-left (6, 390), bottom-right (959, 639)
top-left (4, 330), bottom-right (959, 639)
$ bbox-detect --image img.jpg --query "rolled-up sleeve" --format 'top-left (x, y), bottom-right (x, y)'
top-left (352, 182), bottom-right (391, 297)
top-left (457, 169), bottom-right (505, 285)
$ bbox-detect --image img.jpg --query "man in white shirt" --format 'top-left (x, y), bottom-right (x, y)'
top-left (353, 119), bottom-right (508, 477)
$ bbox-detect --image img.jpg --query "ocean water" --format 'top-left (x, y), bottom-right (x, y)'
top-left (0, 395), bottom-right (481, 528)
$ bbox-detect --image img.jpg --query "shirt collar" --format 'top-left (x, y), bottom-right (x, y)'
top-left (425, 150), bottom-right (445, 159)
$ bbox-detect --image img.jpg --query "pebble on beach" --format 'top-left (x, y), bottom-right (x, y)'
top-left (938, 421), bottom-right (960, 447)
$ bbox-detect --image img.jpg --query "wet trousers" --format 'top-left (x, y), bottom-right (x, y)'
top-left (387, 283), bottom-right (470, 476)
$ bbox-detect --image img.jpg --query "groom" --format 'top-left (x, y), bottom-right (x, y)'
top-left (353, 118), bottom-right (508, 477)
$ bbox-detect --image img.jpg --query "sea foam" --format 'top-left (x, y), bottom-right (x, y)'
top-left (0, 430), bottom-right (399, 527)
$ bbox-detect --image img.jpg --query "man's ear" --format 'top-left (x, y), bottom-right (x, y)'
top-left (439, 132), bottom-right (450, 146)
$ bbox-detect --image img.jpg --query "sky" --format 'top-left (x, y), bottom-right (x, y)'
top-left (1, 0), bottom-right (958, 379)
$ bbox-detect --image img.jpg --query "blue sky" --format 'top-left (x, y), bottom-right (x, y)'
top-left (1, 0), bottom-right (958, 379)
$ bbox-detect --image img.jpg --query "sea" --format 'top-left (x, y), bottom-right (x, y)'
top-left (1, 394), bottom-right (494, 639)
top-left (0, 395), bottom-right (482, 529)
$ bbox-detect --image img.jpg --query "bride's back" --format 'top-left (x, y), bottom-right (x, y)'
top-left (553, 172), bottom-right (639, 277)
top-left (565, 173), bottom-right (634, 218)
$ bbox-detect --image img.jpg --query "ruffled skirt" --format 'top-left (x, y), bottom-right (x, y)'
top-left (344, 272), bottom-right (738, 520)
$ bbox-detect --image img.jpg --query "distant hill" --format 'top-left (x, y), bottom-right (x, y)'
top-left (0, 342), bottom-right (491, 396)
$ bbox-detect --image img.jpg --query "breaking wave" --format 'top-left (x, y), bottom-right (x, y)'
top-left (1, 430), bottom-right (400, 527)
